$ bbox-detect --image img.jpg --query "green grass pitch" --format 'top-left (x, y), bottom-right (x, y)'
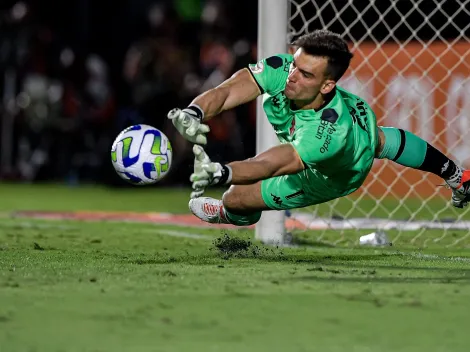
top-left (1, 183), bottom-right (470, 352)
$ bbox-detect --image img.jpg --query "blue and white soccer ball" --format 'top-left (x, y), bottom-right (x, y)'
top-left (111, 124), bottom-right (173, 185)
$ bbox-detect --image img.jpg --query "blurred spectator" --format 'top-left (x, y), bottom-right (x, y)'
top-left (0, 0), bottom-right (259, 185)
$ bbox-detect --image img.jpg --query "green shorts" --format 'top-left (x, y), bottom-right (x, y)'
top-left (261, 172), bottom-right (351, 211)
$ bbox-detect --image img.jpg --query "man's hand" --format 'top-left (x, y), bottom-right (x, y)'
top-left (189, 145), bottom-right (212, 198)
top-left (167, 106), bottom-right (210, 145)
top-left (189, 145), bottom-right (232, 198)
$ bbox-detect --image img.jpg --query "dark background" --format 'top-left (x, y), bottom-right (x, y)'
top-left (0, 0), bottom-right (468, 187)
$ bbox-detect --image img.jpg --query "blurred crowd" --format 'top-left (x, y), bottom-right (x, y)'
top-left (0, 0), bottom-right (259, 186)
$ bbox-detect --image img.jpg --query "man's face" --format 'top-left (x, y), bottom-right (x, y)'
top-left (284, 48), bottom-right (334, 101)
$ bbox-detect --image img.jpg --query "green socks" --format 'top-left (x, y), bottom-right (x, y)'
top-left (378, 126), bottom-right (461, 182)
top-left (378, 127), bottom-right (427, 168)
top-left (224, 209), bottom-right (261, 226)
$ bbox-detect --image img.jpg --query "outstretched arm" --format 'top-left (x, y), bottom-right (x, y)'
top-left (227, 144), bottom-right (305, 184)
top-left (191, 68), bottom-right (262, 121)
top-left (168, 68), bottom-right (261, 145)
top-left (190, 144), bottom-right (305, 196)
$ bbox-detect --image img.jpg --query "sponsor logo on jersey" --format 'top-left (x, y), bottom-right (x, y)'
top-left (271, 92), bottom-right (288, 110)
top-left (315, 119), bottom-right (337, 154)
top-left (320, 134), bottom-right (333, 154)
top-left (283, 58), bottom-right (292, 73)
top-left (315, 120), bottom-right (336, 140)
top-left (350, 100), bottom-right (370, 138)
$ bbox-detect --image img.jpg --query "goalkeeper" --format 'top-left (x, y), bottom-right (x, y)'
top-left (168, 29), bottom-right (470, 226)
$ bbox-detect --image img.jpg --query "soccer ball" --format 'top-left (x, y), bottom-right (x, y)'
top-left (111, 124), bottom-right (172, 185)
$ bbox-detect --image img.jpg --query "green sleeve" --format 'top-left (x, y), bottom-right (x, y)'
top-left (248, 54), bottom-right (292, 95)
top-left (291, 120), bottom-right (345, 167)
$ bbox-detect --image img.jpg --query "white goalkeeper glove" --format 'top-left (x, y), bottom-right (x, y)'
top-left (189, 145), bottom-right (232, 199)
top-left (167, 105), bottom-right (210, 145)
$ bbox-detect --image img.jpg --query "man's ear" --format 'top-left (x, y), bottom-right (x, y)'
top-left (320, 80), bottom-right (336, 94)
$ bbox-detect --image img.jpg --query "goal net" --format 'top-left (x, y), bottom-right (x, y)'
top-left (258, 0), bottom-right (470, 248)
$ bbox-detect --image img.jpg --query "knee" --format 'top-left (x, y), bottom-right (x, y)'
top-left (223, 188), bottom-right (262, 225)
top-left (222, 183), bottom-right (267, 216)
top-left (375, 127), bottom-right (386, 157)
top-left (222, 186), bottom-right (240, 212)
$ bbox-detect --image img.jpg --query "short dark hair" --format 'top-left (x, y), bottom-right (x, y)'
top-left (292, 30), bottom-right (353, 81)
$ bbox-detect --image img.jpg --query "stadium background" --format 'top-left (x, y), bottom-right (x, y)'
top-left (0, 0), bottom-right (258, 187)
top-left (2, 0), bottom-right (468, 195)
top-left (1, 2), bottom-right (470, 350)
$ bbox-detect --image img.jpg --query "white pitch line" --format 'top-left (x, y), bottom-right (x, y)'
top-left (398, 251), bottom-right (470, 264)
top-left (0, 220), bottom-right (213, 240)
top-left (0, 221), bottom-right (77, 230)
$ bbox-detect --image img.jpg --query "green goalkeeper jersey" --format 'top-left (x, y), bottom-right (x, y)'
top-left (248, 53), bottom-right (378, 198)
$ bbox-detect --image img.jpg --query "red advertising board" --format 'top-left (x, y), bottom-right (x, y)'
top-left (341, 41), bottom-right (470, 197)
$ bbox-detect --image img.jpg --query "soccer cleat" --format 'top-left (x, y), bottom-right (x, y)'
top-left (189, 197), bottom-right (230, 224)
top-left (447, 170), bottom-right (470, 209)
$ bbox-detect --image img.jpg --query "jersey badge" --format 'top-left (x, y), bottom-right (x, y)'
top-left (320, 108), bottom-right (339, 123)
top-left (249, 61), bottom-right (264, 74)
top-left (289, 118), bottom-right (296, 135)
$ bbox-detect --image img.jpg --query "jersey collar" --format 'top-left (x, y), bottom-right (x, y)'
top-left (289, 87), bottom-right (338, 113)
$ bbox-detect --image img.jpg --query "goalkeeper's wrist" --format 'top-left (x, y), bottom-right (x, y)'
top-left (184, 104), bottom-right (204, 122)
top-left (214, 164), bottom-right (232, 185)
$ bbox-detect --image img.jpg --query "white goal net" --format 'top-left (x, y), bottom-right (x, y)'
top-left (260, 0), bottom-right (470, 248)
